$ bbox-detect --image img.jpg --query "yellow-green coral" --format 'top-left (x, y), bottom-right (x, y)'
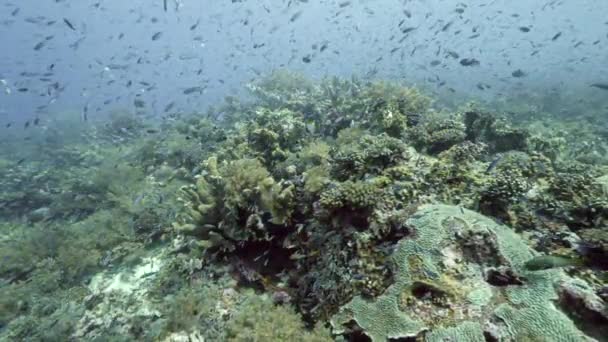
top-left (410, 116), bottom-right (467, 154)
top-left (177, 155), bottom-right (299, 246)
top-left (225, 294), bottom-right (332, 342)
top-left (260, 178), bottom-right (295, 225)
top-left (300, 139), bottom-right (331, 166)
top-left (220, 158), bottom-right (272, 211)
top-left (319, 180), bottom-right (385, 211)
top-left (330, 132), bottom-right (409, 180)
top-left (303, 165), bottom-right (331, 194)
top-left (245, 107), bottom-right (309, 165)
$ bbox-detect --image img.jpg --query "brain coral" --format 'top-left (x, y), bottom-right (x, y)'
top-left (331, 204), bottom-right (601, 341)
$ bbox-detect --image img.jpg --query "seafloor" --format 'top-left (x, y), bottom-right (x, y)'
top-left (1, 71), bottom-right (607, 341)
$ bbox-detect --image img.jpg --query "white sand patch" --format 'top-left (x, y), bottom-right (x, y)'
top-left (73, 255), bottom-right (165, 339)
top-left (89, 256), bottom-right (162, 294)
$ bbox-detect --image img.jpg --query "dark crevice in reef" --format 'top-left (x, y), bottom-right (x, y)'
top-left (555, 284), bottom-right (608, 342)
top-left (484, 267), bottom-right (526, 286)
top-left (340, 320), bottom-right (372, 342)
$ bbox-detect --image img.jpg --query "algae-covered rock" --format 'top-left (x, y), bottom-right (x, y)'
top-left (331, 204), bottom-right (601, 341)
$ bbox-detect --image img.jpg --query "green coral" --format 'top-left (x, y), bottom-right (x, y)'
top-left (0, 208), bottom-right (141, 338)
top-left (303, 165), bottom-right (331, 194)
top-left (164, 73), bottom-right (607, 338)
top-left (537, 171), bottom-right (608, 230)
top-left (249, 73), bottom-right (431, 138)
top-left (331, 204), bottom-right (596, 341)
top-left (360, 81), bottom-right (431, 136)
top-left (156, 265), bottom-right (331, 341)
top-left (221, 158), bottom-right (273, 212)
top-left (259, 178), bottom-right (296, 225)
top-left (330, 131), bottom-right (409, 181)
top-left (464, 110), bottom-right (529, 153)
top-left (176, 156), bottom-right (296, 248)
top-left (319, 180), bottom-right (388, 213)
top-left (526, 117), bottom-right (608, 166)
top-left (161, 282), bottom-right (227, 338)
top-left (409, 116), bottom-right (467, 154)
top-left (245, 107), bottom-right (309, 166)
top-left (299, 139), bottom-right (331, 167)
top-left (479, 170), bottom-right (530, 219)
top-left (225, 294), bottom-right (332, 342)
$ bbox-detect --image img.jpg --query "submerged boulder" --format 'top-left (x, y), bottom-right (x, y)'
top-left (331, 204), bottom-right (604, 341)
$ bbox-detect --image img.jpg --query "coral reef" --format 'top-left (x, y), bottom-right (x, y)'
top-left (2, 73), bottom-right (607, 341)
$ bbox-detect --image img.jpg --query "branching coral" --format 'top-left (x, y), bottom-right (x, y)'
top-left (319, 180), bottom-right (385, 213)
